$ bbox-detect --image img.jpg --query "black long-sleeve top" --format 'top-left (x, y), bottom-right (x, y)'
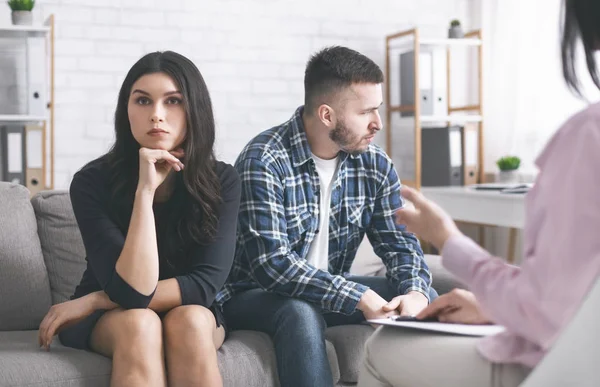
top-left (69, 156), bottom-right (241, 319)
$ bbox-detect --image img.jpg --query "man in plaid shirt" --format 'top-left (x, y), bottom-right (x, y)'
top-left (218, 46), bottom-right (436, 387)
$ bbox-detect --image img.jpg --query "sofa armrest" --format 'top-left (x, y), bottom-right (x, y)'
top-left (424, 254), bottom-right (467, 295)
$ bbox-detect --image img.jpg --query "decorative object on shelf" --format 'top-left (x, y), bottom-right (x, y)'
top-left (496, 156), bottom-right (521, 183)
top-left (7, 0), bottom-right (35, 26)
top-left (448, 19), bottom-right (464, 39)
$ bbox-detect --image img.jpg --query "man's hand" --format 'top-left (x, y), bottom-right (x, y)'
top-left (357, 289), bottom-right (399, 320)
top-left (382, 291), bottom-right (429, 316)
top-left (416, 288), bottom-right (492, 324)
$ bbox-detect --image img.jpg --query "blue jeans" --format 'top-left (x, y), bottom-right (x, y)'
top-left (222, 276), bottom-right (438, 387)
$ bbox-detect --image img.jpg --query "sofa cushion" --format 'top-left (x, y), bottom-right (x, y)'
top-left (350, 236), bottom-right (386, 276)
top-left (0, 330), bottom-right (351, 387)
top-left (218, 330), bottom-right (279, 387)
top-left (0, 183), bottom-right (51, 331)
top-left (0, 330), bottom-right (111, 387)
top-left (0, 331), bottom-right (276, 387)
top-left (31, 190), bottom-right (87, 304)
top-left (326, 324), bottom-right (374, 383)
top-left (326, 339), bottom-right (341, 385)
top-left (218, 330), bottom-right (342, 387)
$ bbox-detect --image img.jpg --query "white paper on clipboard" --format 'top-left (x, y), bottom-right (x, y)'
top-left (367, 318), bottom-right (505, 337)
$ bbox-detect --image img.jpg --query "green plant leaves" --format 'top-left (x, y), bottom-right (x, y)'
top-left (496, 156), bottom-right (521, 171)
top-left (7, 0), bottom-right (35, 12)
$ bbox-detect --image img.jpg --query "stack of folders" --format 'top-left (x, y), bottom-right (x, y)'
top-left (421, 123), bottom-right (479, 187)
top-left (0, 124), bottom-right (44, 195)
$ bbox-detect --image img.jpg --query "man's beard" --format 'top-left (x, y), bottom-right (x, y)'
top-left (329, 119), bottom-right (367, 156)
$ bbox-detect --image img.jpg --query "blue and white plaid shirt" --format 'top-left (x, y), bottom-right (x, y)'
top-left (216, 107), bottom-right (431, 315)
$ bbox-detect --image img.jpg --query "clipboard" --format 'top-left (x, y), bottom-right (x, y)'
top-left (367, 318), bottom-right (505, 337)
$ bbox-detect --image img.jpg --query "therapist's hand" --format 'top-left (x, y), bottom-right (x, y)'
top-left (395, 186), bottom-right (462, 251)
top-left (417, 289), bottom-right (492, 324)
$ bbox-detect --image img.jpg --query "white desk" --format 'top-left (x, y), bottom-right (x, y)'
top-left (420, 187), bottom-right (526, 228)
top-left (420, 187), bottom-right (527, 262)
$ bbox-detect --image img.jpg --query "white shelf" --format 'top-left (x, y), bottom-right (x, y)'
top-left (421, 115), bottom-right (482, 123)
top-left (0, 24), bottom-right (50, 38)
top-left (420, 38), bottom-right (482, 46)
top-left (397, 115), bottom-right (483, 123)
top-left (389, 37), bottom-right (482, 50)
top-left (0, 114), bottom-right (48, 122)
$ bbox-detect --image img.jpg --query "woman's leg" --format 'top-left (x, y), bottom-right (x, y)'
top-left (162, 305), bottom-right (225, 387)
top-left (358, 326), bottom-right (531, 387)
top-left (90, 308), bottom-right (166, 387)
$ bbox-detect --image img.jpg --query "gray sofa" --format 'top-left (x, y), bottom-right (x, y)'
top-left (0, 182), bottom-right (463, 387)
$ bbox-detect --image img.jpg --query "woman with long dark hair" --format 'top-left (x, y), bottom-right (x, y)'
top-left (358, 0), bottom-right (600, 386)
top-left (37, 51), bottom-right (241, 387)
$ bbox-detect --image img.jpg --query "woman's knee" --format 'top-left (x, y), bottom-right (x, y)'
top-left (163, 305), bottom-right (216, 342)
top-left (121, 308), bottom-right (161, 333)
top-left (91, 308), bottom-right (162, 357)
top-left (114, 309), bottom-right (163, 348)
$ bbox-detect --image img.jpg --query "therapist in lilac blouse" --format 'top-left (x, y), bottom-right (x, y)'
top-left (358, 0), bottom-right (600, 386)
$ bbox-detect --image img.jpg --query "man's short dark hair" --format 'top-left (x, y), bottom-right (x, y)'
top-left (304, 46), bottom-right (384, 113)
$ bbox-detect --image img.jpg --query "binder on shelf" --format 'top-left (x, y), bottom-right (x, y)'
top-left (462, 123), bottom-right (479, 185)
top-left (26, 36), bottom-right (47, 116)
top-left (0, 128), bottom-right (3, 182)
top-left (25, 124), bottom-right (44, 194)
top-left (399, 47), bottom-right (448, 118)
top-left (418, 51), bottom-right (433, 116)
top-left (0, 125), bottom-right (26, 185)
top-left (421, 125), bottom-right (463, 186)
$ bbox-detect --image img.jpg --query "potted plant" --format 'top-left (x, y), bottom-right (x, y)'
top-left (448, 19), bottom-right (464, 39)
top-left (7, 0), bottom-right (35, 26)
top-left (496, 156), bottom-right (521, 183)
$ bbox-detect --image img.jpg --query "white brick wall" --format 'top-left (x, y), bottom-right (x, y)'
top-left (1, 0), bottom-right (475, 188)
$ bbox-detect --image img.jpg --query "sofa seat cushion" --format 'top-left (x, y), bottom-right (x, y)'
top-left (326, 324), bottom-right (374, 383)
top-left (219, 330), bottom-right (342, 386)
top-left (0, 330), bottom-right (280, 387)
top-left (0, 183), bottom-right (51, 331)
top-left (0, 330), bottom-right (111, 387)
top-left (0, 327), bottom-right (365, 387)
top-left (218, 330), bottom-right (279, 387)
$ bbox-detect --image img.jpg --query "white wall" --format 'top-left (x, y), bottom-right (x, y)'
top-left (1, 0), bottom-right (474, 188)
top-left (480, 0), bottom-right (598, 177)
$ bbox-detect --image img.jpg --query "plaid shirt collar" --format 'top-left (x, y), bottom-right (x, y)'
top-left (289, 106), bottom-right (359, 169)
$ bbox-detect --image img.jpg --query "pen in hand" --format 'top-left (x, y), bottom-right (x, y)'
top-left (391, 315), bottom-right (439, 322)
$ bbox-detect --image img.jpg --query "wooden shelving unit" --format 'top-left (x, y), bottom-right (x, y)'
top-left (0, 15), bottom-right (55, 190)
top-left (384, 27), bottom-right (484, 190)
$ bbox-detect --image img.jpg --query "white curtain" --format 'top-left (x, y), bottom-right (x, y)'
top-left (481, 0), bottom-right (599, 177)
